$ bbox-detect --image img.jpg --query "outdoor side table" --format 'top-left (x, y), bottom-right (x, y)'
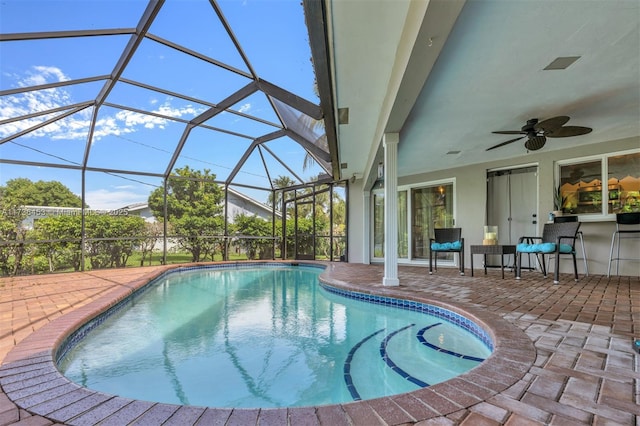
top-left (470, 245), bottom-right (516, 279)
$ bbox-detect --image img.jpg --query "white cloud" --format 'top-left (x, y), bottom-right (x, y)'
top-left (115, 109), bottom-right (168, 131)
top-left (19, 65), bottom-right (70, 87)
top-left (238, 102), bottom-right (251, 113)
top-left (0, 66), bottom-right (206, 141)
top-left (156, 101), bottom-right (200, 118)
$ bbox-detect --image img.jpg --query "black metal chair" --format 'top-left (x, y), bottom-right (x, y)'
top-left (429, 228), bottom-right (464, 275)
top-left (607, 212), bottom-right (640, 277)
top-left (516, 222), bottom-right (581, 284)
top-left (554, 215), bottom-right (588, 275)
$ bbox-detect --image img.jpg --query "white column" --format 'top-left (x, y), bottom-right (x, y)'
top-left (362, 191), bottom-right (371, 264)
top-left (383, 133), bottom-right (399, 286)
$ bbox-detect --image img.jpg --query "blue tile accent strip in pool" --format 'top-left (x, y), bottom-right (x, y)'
top-left (319, 283), bottom-right (494, 352)
top-left (343, 328), bottom-right (386, 401)
top-left (416, 324), bottom-right (486, 363)
top-left (380, 324), bottom-right (429, 388)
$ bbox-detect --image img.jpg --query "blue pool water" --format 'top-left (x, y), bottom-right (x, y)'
top-left (57, 264), bottom-right (492, 408)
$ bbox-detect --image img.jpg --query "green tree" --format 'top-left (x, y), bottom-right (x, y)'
top-left (231, 214), bottom-right (272, 260)
top-left (268, 175), bottom-right (297, 210)
top-left (0, 204), bottom-right (29, 276)
top-left (33, 215), bottom-right (82, 272)
top-left (280, 216), bottom-right (314, 259)
top-left (0, 178), bottom-right (85, 275)
top-left (84, 214), bottom-right (146, 269)
top-left (148, 166), bottom-right (224, 262)
top-left (0, 178), bottom-right (84, 207)
top-left (33, 213), bottom-right (147, 272)
top-left (138, 221), bottom-right (162, 266)
top-left (331, 189), bottom-right (347, 260)
top-left (273, 184), bottom-right (317, 259)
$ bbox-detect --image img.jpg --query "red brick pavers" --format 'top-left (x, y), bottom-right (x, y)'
top-left (0, 267), bottom-right (170, 425)
top-left (1, 262), bottom-right (638, 425)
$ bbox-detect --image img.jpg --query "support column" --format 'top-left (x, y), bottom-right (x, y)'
top-left (383, 133), bottom-right (399, 286)
top-left (362, 191), bottom-right (371, 264)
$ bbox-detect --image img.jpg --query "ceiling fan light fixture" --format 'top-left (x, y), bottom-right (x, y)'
top-left (525, 136), bottom-right (546, 151)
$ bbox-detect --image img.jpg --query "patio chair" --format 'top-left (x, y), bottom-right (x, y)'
top-left (607, 212), bottom-right (640, 277)
top-left (516, 222), bottom-right (581, 284)
top-left (429, 228), bottom-right (464, 275)
top-left (554, 215), bottom-right (588, 276)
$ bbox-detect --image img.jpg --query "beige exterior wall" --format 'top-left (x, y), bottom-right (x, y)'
top-left (349, 136), bottom-right (640, 277)
top-left (347, 179), bottom-right (366, 263)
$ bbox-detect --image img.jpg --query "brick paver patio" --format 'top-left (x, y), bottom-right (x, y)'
top-left (0, 262), bottom-right (638, 425)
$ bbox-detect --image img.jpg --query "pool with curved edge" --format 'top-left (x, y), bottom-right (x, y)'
top-left (0, 262), bottom-right (536, 425)
top-left (56, 263), bottom-right (492, 408)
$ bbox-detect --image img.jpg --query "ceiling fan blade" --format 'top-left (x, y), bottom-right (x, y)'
top-left (546, 126), bottom-right (593, 137)
top-left (486, 136), bottom-right (525, 151)
top-left (492, 130), bottom-right (526, 135)
top-left (534, 116), bottom-right (570, 133)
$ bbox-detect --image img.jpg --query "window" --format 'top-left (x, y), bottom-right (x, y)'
top-left (559, 159), bottom-right (602, 215)
top-left (372, 181), bottom-right (454, 261)
top-left (558, 150), bottom-right (640, 217)
top-left (608, 153), bottom-right (640, 214)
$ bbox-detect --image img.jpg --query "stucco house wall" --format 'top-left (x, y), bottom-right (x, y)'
top-left (349, 136), bottom-right (640, 277)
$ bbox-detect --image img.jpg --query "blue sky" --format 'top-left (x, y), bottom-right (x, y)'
top-left (0, 0), bottom-right (324, 209)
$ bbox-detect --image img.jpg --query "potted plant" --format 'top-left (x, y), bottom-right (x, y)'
top-left (553, 186), bottom-right (565, 216)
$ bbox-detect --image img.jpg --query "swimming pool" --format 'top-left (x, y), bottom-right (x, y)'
top-left (57, 264), bottom-right (493, 408)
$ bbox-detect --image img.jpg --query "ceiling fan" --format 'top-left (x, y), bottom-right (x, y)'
top-left (487, 116), bottom-right (592, 151)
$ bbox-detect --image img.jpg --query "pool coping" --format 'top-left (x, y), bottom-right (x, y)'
top-left (0, 261), bottom-right (536, 425)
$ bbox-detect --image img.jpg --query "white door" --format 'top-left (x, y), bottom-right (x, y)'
top-left (487, 166), bottom-right (538, 269)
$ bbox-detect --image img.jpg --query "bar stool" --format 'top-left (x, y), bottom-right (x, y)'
top-left (554, 215), bottom-right (588, 276)
top-left (607, 212), bottom-right (640, 277)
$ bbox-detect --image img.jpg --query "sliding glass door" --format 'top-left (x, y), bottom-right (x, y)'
top-left (372, 181), bottom-right (454, 262)
top-left (372, 190), bottom-right (408, 259)
top-left (412, 184), bottom-right (454, 259)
